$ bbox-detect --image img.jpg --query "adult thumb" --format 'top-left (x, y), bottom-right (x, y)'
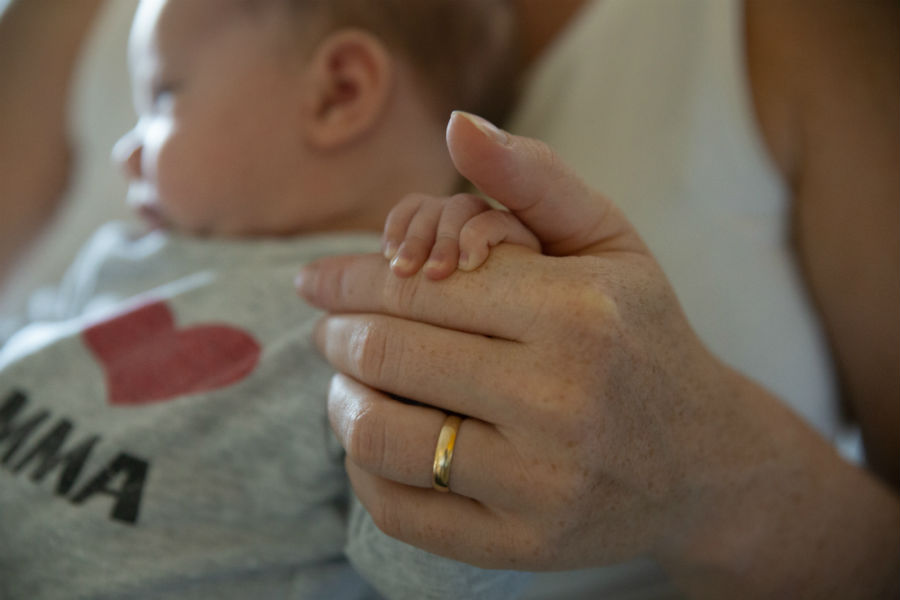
top-left (446, 111), bottom-right (645, 257)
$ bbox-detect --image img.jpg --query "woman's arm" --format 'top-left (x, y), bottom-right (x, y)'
top-left (0, 0), bottom-right (106, 284)
top-left (746, 0), bottom-right (899, 487)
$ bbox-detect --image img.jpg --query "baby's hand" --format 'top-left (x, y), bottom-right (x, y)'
top-left (383, 193), bottom-right (541, 280)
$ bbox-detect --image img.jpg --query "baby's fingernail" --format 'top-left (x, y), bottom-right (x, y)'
top-left (458, 251), bottom-right (474, 271)
top-left (424, 258), bottom-right (445, 275)
top-left (383, 240), bottom-right (399, 260)
top-left (390, 253), bottom-right (413, 273)
top-left (452, 111), bottom-right (509, 146)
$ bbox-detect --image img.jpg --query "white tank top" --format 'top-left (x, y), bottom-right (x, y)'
top-left (513, 1), bottom-right (846, 597)
top-left (509, 0), bottom-right (841, 438)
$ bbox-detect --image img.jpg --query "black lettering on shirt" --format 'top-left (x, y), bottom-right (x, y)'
top-left (11, 418), bottom-right (100, 496)
top-left (0, 389), bottom-right (48, 464)
top-left (1, 389), bottom-right (150, 525)
top-left (70, 453), bottom-right (149, 524)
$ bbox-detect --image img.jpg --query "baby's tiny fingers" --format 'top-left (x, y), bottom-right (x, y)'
top-left (459, 210), bottom-right (541, 271)
top-left (390, 198), bottom-right (444, 277)
top-left (423, 236), bottom-right (460, 280)
top-left (383, 194), bottom-right (431, 260)
top-left (423, 194), bottom-right (491, 280)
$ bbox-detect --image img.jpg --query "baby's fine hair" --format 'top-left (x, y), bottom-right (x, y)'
top-left (290, 0), bottom-right (520, 126)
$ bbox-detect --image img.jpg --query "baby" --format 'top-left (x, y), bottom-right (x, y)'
top-left (0, 0), bottom-right (528, 598)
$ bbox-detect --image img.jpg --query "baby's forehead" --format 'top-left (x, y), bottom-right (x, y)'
top-left (130, 0), bottom-right (253, 60)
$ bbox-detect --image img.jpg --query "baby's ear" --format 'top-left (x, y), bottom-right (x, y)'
top-left (301, 29), bottom-right (394, 149)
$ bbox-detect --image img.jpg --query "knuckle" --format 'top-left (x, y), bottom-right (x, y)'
top-left (520, 136), bottom-right (555, 165)
top-left (347, 320), bottom-right (394, 384)
top-left (307, 259), bottom-right (345, 305)
top-left (496, 210), bottom-right (518, 227)
top-left (458, 218), bottom-right (483, 242)
top-left (335, 261), bottom-right (362, 304)
top-left (402, 234), bottom-right (433, 249)
top-left (366, 491), bottom-right (401, 538)
top-left (384, 273), bottom-right (423, 317)
top-left (472, 210), bottom-right (502, 233)
top-left (570, 276), bottom-right (619, 318)
top-left (398, 191), bottom-right (431, 208)
top-left (383, 208), bottom-right (404, 230)
top-left (387, 194), bottom-right (422, 224)
top-left (367, 494), bottom-right (415, 545)
top-left (372, 502), bottom-right (409, 541)
top-left (416, 194), bottom-right (445, 216)
top-left (460, 211), bottom-right (500, 242)
top-left (529, 377), bottom-right (585, 418)
top-left (522, 137), bottom-right (570, 182)
top-left (416, 198), bottom-right (437, 215)
top-left (547, 275), bottom-right (620, 335)
top-left (343, 402), bottom-right (388, 474)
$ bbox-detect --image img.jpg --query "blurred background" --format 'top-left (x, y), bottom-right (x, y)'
top-left (0, 0), bottom-right (138, 335)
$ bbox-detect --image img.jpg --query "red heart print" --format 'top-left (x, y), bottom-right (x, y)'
top-left (82, 300), bottom-right (261, 406)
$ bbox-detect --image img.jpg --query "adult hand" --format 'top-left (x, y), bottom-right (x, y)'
top-left (296, 112), bottom-right (899, 598)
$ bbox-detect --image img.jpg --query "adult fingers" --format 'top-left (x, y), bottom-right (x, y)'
top-left (314, 313), bottom-right (527, 421)
top-left (345, 461), bottom-right (534, 570)
top-left (329, 374), bottom-right (527, 507)
top-left (446, 111), bottom-right (648, 257)
top-left (297, 245), bottom-right (550, 342)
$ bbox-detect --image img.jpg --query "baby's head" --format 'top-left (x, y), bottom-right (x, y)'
top-left (113, 0), bottom-right (518, 237)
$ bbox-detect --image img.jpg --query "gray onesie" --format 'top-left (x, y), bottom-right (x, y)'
top-left (0, 222), bottom-right (528, 599)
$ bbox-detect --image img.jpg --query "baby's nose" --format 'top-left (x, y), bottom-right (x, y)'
top-left (112, 130), bottom-right (142, 180)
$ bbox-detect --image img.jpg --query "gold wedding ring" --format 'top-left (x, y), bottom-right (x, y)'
top-left (432, 414), bottom-right (463, 492)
